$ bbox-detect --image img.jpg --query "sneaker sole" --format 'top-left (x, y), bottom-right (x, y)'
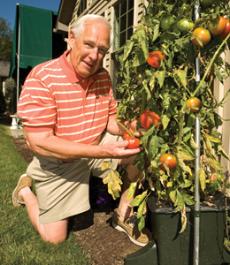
top-left (112, 220), bottom-right (147, 247)
top-left (12, 174), bottom-right (28, 207)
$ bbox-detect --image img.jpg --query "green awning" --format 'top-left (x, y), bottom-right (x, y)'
top-left (10, 4), bottom-right (53, 75)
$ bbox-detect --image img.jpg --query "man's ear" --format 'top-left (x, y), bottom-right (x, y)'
top-left (68, 30), bottom-right (75, 49)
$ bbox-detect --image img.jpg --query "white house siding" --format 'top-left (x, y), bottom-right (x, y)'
top-left (214, 50), bottom-right (230, 173)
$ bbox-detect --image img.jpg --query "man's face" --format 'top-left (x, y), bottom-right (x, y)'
top-left (69, 21), bottom-right (110, 78)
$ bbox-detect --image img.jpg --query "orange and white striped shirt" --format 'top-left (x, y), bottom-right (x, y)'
top-left (17, 51), bottom-right (117, 144)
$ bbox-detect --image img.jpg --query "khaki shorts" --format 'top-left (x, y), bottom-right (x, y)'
top-left (26, 133), bottom-right (121, 224)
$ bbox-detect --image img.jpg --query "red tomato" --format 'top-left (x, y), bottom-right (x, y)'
top-left (126, 137), bottom-right (140, 149)
top-left (220, 19), bottom-right (230, 39)
top-left (209, 16), bottom-right (228, 36)
top-left (160, 153), bottom-right (177, 169)
top-left (192, 27), bottom-right (211, 47)
top-left (140, 110), bottom-right (161, 129)
top-left (147, 51), bottom-right (165, 68)
top-left (123, 131), bottom-right (140, 149)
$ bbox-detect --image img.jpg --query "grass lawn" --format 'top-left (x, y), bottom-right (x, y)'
top-left (0, 124), bottom-right (90, 265)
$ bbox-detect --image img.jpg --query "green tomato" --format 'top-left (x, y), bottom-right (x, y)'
top-left (177, 18), bottom-right (194, 32)
top-left (160, 15), bottom-right (176, 31)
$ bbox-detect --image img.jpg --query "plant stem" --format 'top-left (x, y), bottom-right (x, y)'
top-left (116, 119), bottom-right (134, 137)
top-left (192, 33), bottom-right (230, 97)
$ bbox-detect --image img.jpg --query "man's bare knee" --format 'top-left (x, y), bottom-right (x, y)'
top-left (41, 233), bottom-right (67, 244)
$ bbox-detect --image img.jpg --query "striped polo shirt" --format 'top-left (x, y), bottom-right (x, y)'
top-left (17, 51), bottom-right (117, 144)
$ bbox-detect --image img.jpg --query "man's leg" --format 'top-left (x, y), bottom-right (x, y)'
top-left (13, 175), bottom-right (68, 244)
top-left (116, 163), bottom-right (139, 221)
top-left (112, 158), bottom-right (151, 247)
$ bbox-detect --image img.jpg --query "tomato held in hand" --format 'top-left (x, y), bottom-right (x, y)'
top-left (186, 97), bottom-right (202, 113)
top-left (192, 27), bottom-right (211, 47)
top-left (126, 137), bottom-right (140, 149)
top-left (147, 50), bottom-right (165, 69)
top-left (209, 16), bottom-right (228, 36)
top-left (123, 131), bottom-right (140, 149)
top-left (160, 153), bottom-right (177, 169)
top-left (140, 110), bottom-right (161, 129)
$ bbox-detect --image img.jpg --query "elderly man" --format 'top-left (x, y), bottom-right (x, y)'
top-left (12, 14), bottom-right (151, 246)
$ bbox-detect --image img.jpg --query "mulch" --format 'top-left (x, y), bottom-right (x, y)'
top-left (9, 125), bottom-right (142, 265)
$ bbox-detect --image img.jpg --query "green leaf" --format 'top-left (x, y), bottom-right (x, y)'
top-left (177, 148), bottom-right (194, 161)
top-left (127, 182), bottom-right (138, 200)
top-left (178, 159), bottom-right (193, 176)
top-left (138, 215), bottom-right (145, 232)
top-left (142, 79), bottom-right (152, 101)
top-left (161, 114), bottom-right (170, 130)
top-left (205, 133), bottom-right (221, 143)
top-left (130, 190), bottom-right (148, 207)
top-left (174, 68), bottom-right (187, 89)
top-left (137, 199), bottom-right (147, 218)
top-left (149, 135), bottom-right (160, 159)
top-left (199, 167), bottom-right (206, 192)
top-left (175, 190), bottom-right (185, 211)
top-left (123, 40), bottom-right (134, 62)
top-left (154, 70), bottom-right (166, 88)
top-left (169, 189), bottom-right (177, 203)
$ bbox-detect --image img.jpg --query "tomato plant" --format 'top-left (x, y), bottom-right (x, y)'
top-left (186, 97), bottom-right (202, 113)
top-left (192, 27), bottom-right (211, 47)
top-left (116, 0), bottom-right (229, 233)
top-left (140, 110), bottom-right (160, 129)
top-left (160, 153), bottom-right (177, 169)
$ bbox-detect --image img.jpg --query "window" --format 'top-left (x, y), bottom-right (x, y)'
top-left (114, 0), bottom-right (134, 49)
top-left (77, 0), bottom-right (87, 16)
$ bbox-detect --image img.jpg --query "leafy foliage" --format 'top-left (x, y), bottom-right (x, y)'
top-left (0, 17), bottom-right (12, 61)
top-left (116, 0), bottom-right (230, 226)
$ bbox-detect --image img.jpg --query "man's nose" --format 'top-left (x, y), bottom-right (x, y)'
top-left (89, 47), bottom-right (99, 60)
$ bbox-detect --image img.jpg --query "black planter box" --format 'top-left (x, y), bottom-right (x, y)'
top-left (148, 198), bottom-right (230, 265)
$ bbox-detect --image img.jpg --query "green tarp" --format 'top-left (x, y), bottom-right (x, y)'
top-left (11, 4), bottom-right (53, 75)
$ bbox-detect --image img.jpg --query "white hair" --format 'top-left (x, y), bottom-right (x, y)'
top-left (70, 14), bottom-right (112, 43)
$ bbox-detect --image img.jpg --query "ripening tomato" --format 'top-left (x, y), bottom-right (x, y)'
top-left (209, 16), bottom-right (228, 36)
top-left (177, 18), bottom-right (194, 32)
top-left (140, 110), bottom-right (161, 129)
top-left (210, 173), bottom-right (218, 183)
top-left (186, 97), bottom-right (202, 113)
top-left (147, 51), bottom-right (165, 68)
top-left (220, 19), bottom-right (230, 39)
top-left (192, 27), bottom-right (211, 47)
top-left (160, 153), bottom-right (177, 169)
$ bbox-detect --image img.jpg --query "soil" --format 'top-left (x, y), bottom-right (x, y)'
top-left (9, 123), bottom-right (142, 265)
